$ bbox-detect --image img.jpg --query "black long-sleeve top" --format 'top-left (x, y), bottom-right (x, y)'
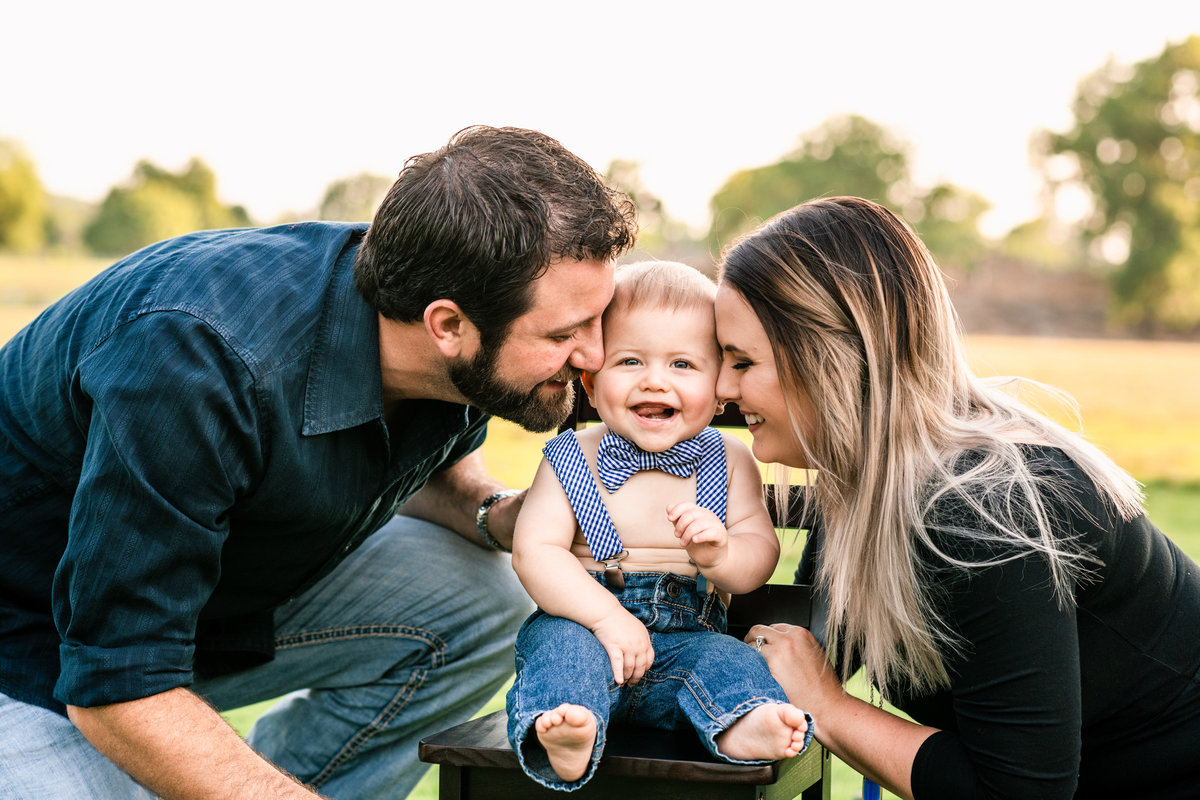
top-left (800, 446), bottom-right (1200, 799)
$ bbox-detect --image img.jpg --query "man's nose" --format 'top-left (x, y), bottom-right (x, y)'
top-left (569, 321), bottom-right (604, 373)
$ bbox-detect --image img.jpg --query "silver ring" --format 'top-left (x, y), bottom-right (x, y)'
top-left (754, 635), bottom-right (765, 652)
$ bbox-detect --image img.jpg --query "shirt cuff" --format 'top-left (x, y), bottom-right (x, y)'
top-left (53, 641), bottom-right (195, 708)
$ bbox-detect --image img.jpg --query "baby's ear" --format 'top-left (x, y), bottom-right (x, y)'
top-left (580, 372), bottom-right (598, 407)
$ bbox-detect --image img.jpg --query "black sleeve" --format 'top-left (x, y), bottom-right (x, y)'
top-left (909, 535), bottom-right (1082, 799)
top-left (792, 517), bottom-right (832, 650)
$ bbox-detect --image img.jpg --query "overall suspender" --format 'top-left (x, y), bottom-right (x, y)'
top-left (542, 428), bottom-right (727, 591)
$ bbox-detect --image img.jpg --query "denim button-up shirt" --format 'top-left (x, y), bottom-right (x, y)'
top-left (0, 222), bottom-right (488, 714)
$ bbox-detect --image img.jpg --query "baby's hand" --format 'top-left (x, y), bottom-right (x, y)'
top-left (590, 607), bottom-right (654, 685)
top-left (667, 502), bottom-right (728, 570)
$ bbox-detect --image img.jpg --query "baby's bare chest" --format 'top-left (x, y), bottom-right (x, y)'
top-left (595, 471), bottom-right (697, 548)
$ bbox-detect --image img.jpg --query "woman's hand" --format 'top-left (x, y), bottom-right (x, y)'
top-left (747, 622), bottom-right (844, 721)
top-left (747, 622), bottom-right (934, 800)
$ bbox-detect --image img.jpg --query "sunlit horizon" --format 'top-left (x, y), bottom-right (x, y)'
top-left (5, 1), bottom-right (1197, 239)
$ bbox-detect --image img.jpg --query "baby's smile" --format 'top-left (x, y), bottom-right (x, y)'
top-left (632, 403), bottom-right (676, 420)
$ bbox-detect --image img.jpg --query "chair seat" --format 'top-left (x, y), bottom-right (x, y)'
top-left (417, 583), bottom-right (829, 799)
top-left (419, 709), bottom-right (830, 799)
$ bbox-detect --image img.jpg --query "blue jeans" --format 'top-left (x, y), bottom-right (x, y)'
top-left (506, 571), bottom-right (811, 791)
top-left (0, 515), bottom-right (532, 800)
top-left (0, 695), bottom-right (157, 800)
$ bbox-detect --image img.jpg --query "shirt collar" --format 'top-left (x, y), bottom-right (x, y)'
top-left (300, 229), bottom-right (486, 443)
top-left (302, 229), bottom-right (385, 436)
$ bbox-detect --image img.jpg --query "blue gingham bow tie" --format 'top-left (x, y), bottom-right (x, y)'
top-left (596, 431), bottom-right (704, 492)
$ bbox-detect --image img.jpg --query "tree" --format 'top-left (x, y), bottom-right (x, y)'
top-left (1038, 35), bottom-right (1200, 332)
top-left (707, 115), bottom-right (912, 254)
top-left (84, 158), bottom-right (251, 256)
top-left (910, 182), bottom-right (991, 272)
top-left (83, 181), bottom-right (203, 256)
top-left (605, 159), bottom-right (692, 256)
top-left (318, 172), bottom-right (393, 222)
top-left (998, 217), bottom-right (1085, 271)
top-left (0, 140), bottom-right (48, 253)
top-left (706, 115), bottom-right (991, 272)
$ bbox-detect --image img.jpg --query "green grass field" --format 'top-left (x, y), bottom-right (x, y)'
top-left (4, 255), bottom-right (1199, 799)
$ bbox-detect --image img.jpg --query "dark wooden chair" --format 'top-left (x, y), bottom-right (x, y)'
top-left (418, 384), bottom-right (830, 799)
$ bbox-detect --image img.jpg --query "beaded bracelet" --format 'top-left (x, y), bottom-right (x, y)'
top-left (475, 489), bottom-right (521, 552)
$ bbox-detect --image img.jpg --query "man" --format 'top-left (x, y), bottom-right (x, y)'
top-left (0, 126), bottom-right (637, 799)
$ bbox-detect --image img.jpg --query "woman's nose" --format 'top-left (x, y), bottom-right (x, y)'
top-left (715, 362), bottom-right (739, 405)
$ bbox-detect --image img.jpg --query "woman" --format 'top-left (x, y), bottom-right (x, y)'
top-left (714, 196), bottom-right (1200, 799)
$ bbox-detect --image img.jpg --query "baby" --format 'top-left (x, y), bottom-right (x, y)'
top-left (505, 260), bottom-right (812, 791)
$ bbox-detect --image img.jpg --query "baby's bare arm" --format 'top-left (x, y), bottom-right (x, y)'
top-left (668, 436), bottom-right (778, 594)
top-left (512, 458), bottom-right (654, 683)
top-left (512, 459), bottom-right (620, 626)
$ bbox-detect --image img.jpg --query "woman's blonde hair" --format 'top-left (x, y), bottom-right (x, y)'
top-left (718, 197), bottom-right (1142, 695)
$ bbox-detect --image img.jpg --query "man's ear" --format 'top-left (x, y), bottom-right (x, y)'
top-left (580, 372), bottom-right (598, 408)
top-left (423, 300), bottom-right (475, 358)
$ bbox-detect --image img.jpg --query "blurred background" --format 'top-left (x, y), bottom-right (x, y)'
top-left (3, 1), bottom-right (1198, 339)
top-left (3, 3), bottom-right (1199, 797)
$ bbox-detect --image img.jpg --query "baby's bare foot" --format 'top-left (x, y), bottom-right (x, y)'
top-left (715, 703), bottom-right (809, 762)
top-left (534, 703), bottom-right (597, 782)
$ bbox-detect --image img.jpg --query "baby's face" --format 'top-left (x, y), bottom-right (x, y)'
top-left (590, 303), bottom-right (721, 453)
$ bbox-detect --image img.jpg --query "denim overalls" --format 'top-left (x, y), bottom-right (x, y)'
top-left (505, 429), bottom-right (813, 791)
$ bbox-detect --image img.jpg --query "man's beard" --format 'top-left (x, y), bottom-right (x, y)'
top-left (448, 344), bottom-right (579, 433)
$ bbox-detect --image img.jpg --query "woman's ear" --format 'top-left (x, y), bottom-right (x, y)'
top-left (580, 372), bottom-right (598, 408)
top-left (423, 300), bottom-right (475, 358)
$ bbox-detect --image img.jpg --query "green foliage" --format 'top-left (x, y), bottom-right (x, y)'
top-left (42, 194), bottom-right (98, 252)
top-left (605, 159), bottom-right (693, 254)
top-left (705, 116), bottom-right (991, 274)
top-left (83, 158), bottom-right (251, 256)
top-left (910, 183), bottom-right (992, 272)
top-left (318, 172), bottom-right (393, 222)
top-left (0, 140), bottom-right (48, 254)
top-left (707, 115), bottom-right (910, 254)
top-left (83, 181), bottom-right (203, 256)
top-left (998, 218), bottom-right (1085, 270)
top-left (1041, 35), bottom-right (1200, 333)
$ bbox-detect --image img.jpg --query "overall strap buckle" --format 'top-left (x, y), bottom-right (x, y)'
top-left (601, 550), bottom-right (629, 591)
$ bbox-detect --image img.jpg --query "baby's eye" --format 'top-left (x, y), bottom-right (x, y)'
top-left (619, 357), bottom-right (641, 367)
top-left (671, 359), bottom-right (693, 370)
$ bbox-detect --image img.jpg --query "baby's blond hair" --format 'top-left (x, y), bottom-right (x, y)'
top-left (605, 260), bottom-right (716, 325)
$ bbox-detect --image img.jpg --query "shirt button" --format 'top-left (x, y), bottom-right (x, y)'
top-left (666, 581), bottom-right (682, 599)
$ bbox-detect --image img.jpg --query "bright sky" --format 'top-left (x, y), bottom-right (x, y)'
top-left (4, 1), bottom-right (1197, 238)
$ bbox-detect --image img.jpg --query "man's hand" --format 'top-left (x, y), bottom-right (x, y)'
top-left (667, 502), bottom-right (729, 571)
top-left (590, 607), bottom-right (654, 685)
